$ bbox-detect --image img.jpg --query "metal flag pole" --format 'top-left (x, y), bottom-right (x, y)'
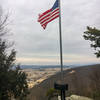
top-left (58, 0), bottom-right (63, 83)
top-left (58, 0), bottom-right (65, 100)
top-left (54, 0), bottom-right (68, 100)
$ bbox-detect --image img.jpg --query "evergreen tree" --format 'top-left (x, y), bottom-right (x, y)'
top-left (83, 26), bottom-right (100, 58)
top-left (0, 8), bottom-right (29, 100)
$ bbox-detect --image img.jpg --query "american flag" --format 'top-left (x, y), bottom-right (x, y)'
top-left (38, 0), bottom-right (59, 29)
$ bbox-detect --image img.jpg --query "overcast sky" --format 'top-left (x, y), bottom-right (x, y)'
top-left (0, 0), bottom-right (100, 65)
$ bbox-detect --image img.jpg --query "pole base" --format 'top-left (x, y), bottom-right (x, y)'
top-left (54, 83), bottom-right (68, 91)
top-left (54, 83), bottom-right (68, 100)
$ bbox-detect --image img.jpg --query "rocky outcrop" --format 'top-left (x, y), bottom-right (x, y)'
top-left (66, 95), bottom-right (93, 100)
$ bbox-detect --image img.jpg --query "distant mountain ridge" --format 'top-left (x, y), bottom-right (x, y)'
top-left (20, 65), bottom-right (71, 69)
top-left (20, 63), bottom-right (98, 69)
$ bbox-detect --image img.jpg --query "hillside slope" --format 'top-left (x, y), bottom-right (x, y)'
top-left (27, 64), bottom-right (100, 100)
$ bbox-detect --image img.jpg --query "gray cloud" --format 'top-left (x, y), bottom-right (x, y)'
top-left (0, 0), bottom-right (100, 64)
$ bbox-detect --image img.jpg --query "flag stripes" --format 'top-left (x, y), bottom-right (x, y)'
top-left (40, 8), bottom-right (59, 25)
top-left (38, 9), bottom-right (51, 22)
